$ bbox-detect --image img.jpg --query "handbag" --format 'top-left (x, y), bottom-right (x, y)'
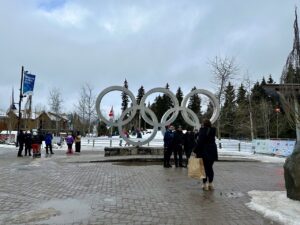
top-left (188, 155), bottom-right (206, 179)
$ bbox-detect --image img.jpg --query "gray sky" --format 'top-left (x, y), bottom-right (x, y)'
top-left (0, 0), bottom-right (298, 116)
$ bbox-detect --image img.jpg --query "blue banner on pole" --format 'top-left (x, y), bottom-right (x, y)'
top-left (23, 72), bottom-right (36, 95)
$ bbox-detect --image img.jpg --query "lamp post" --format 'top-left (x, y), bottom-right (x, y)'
top-left (275, 106), bottom-right (280, 139)
top-left (17, 66), bottom-right (25, 134)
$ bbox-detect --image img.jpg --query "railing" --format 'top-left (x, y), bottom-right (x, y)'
top-left (80, 137), bottom-right (253, 152)
top-left (216, 139), bottom-right (253, 152)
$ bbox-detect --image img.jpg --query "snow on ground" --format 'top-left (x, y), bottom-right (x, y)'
top-left (218, 150), bottom-right (286, 163)
top-left (246, 191), bottom-right (300, 225)
top-left (0, 144), bottom-right (17, 149)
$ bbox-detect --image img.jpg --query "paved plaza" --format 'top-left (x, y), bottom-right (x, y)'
top-left (0, 148), bottom-right (284, 225)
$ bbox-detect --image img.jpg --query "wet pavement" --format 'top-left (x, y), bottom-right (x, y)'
top-left (0, 147), bottom-right (284, 225)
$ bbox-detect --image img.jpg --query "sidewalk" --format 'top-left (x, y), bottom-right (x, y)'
top-left (0, 147), bottom-right (284, 225)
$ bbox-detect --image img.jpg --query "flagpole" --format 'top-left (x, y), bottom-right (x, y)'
top-left (109, 106), bottom-right (114, 137)
top-left (17, 66), bottom-right (24, 133)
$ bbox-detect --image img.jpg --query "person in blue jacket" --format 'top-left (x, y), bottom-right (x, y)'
top-left (163, 125), bottom-right (174, 168)
top-left (45, 132), bottom-right (54, 155)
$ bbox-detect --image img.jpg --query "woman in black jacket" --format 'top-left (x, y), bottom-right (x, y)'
top-left (195, 119), bottom-right (218, 191)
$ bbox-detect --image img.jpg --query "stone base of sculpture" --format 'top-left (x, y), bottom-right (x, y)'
top-left (104, 146), bottom-right (164, 157)
top-left (284, 143), bottom-right (300, 200)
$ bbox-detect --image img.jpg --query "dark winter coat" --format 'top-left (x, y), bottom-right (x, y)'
top-left (195, 127), bottom-right (218, 161)
top-left (163, 129), bottom-right (173, 148)
top-left (32, 134), bottom-right (43, 144)
top-left (24, 133), bottom-right (32, 146)
top-left (172, 130), bottom-right (184, 150)
top-left (17, 132), bottom-right (25, 144)
top-left (184, 131), bottom-right (196, 151)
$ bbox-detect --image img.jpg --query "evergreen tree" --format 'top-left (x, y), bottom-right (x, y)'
top-left (220, 82), bottom-right (236, 137)
top-left (173, 87), bottom-right (185, 128)
top-left (267, 74), bottom-right (275, 84)
top-left (251, 80), bottom-right (268, 103)
top-left (203, 101), bottom-right (213, 121)
top-left (188, 86), bottom-right (202, 120)
top-left (162, 83), bottom-right (173, 109)
top-left (236, 84), bottom-right (248, 106)
top-left (135, 86), bottom-right (146, 129)
top-left (261, 77), bottom-right (267, 85)
top-left (121, 79), bottom-right (129, 112)
top-left (136, 86), bottom-right (145, 105)
top-left (175, 87), bottom-right (183, 105)
top-left (97, 120), bottom-right (108, 136)
top-left (235, 83), bottom-right (250, 138)
top-left (250, 78), bottom-right (274, 138)
top-left (150, 95), bottom-right (164, 122)
top-left (150, 84), bottom-right (177, 127)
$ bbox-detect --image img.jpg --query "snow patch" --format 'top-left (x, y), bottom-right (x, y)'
top-left (246, 190), bottom-right (300, 225)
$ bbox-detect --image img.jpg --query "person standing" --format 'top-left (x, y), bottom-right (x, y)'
top-left (163, 125), bottom-right (174, 168)
top-left (45, 132), bottom-right (54, 155)
top-left (24, 131), bottom-right (32, 156)
top-left (17, 130), bottom-right (25, 157)
top-left (32, 131), bottom-right (42, 158)
top-left (172, 125), bottom-right (184, 167)
top-left (183, 129), bottom-right (196, 165)
top-left (124, 130), bottom-right (130, 146)
top-left (75, 131), bottom-right (81, 153)
top-left (65, 133), bottom-right (74, 154)
top-left (195, 119), bottom-right (218, 191)
top-left (136, 129), bottom-right (142, 138)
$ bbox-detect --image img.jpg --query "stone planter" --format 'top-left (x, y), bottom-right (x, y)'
top-left (105, 146), bottom-right (164, 156)
top-left (284, 143), bottom-right (300, 200)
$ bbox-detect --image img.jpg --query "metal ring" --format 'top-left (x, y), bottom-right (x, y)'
top-left (118, 105), bottom-right (158, 146)
top-left (181, 89), bottom-right (220, 124)
top-left (160, 107), bottom-right (200, 135)
top-left (96, 86), bottom-right (220, 146)
top-left (95, 86), bottom-right (137, 127)
top-left (139, 87), bottom-right (179, 127)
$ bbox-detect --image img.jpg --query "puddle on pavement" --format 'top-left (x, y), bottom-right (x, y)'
top-left (6, 199), bottom-right (91, 224)
top-left (6, 208), bottom-right (60, 224)
top-left (221, 192), bottom-right (245, 198)
top-left (112, 161), bottom-right (162, 166)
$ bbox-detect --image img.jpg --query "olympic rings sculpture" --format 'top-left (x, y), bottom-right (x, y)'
top-left (96, 86), bottom-right (220, 146)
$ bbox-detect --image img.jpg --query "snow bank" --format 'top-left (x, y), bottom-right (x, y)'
top-left (246, 190), bottom-right (300, 225)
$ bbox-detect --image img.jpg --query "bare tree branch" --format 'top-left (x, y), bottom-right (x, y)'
top-left (209, 55), bottom-right (239, 139)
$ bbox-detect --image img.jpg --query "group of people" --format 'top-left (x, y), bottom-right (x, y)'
top-left (17, 130), bottom-right (82, 157)
top-left (17, 130), bottom-right (54, 157)
top-left (163, 119), bottom-right (218, 191)
top-left (163, 125), bottom-right (196, 168)
top-left (65, 131), bottom-right (82, 154)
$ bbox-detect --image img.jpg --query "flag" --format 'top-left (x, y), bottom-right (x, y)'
top-left (23, 72), bottom-right (36, 95)
top-left (109, 106), bottom-right (114, 120)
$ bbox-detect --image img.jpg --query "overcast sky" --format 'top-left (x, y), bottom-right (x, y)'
top-left (0, 0), bottom-right (298, 116)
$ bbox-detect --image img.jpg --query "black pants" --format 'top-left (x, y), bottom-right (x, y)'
top-left (17, 142), bottom-right (24, 156)
top-left (25, 144), bottom-right (31, 156)
top-left (173, 145), bottom-right (183, 166)
top-left (184, 147), bottom-right (193, 164)
top-left (203, 159), bottom-right (214, 183)
top-left (75, 142), bottom-right (81, 152)
top-left (67, 144), bottom-right (73, 152)
top-left (46, 144), bottom-right (53, 154)
top-left (163, 147), bottom-right (172, 166)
